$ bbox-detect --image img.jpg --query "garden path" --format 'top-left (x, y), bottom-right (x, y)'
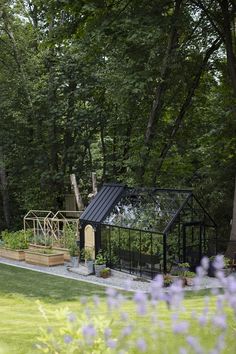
top-left (0, 256), bottom-right (227, 292)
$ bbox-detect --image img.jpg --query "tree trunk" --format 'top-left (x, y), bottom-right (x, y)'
top-left (225, 176), bottom-right (236, 258)
top-left (0, 148), bottom-right (10, 229)
top-left (220, 0), bottom-right (236, 96)
top-left (230, 176), bottom-right (236, 241)
top-left (138, 0), bottom-right (183, 184)
top-left (152, 37), bottom-right (222, 183)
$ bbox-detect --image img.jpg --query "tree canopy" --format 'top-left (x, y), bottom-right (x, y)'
top-left (0, 0), bottom-right (235, 244)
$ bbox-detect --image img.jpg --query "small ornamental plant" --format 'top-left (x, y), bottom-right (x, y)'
top-left (81, 248), bottom-right (94, 261)
top-left (36, 255), bottom-right (236, 354)
top-left (163, 273), bottom-right (173, 287)
top-left (95, 250), bottom-right (106, 265)
top-left (100, 267), bottom-right (111, 278)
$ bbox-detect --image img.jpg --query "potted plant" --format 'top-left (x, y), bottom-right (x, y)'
top-left (81, 248), bottom-right (94, 274)
top-left (61, 225), bottom-right (79, 267)
top-left (25, 248), bottom-right (64, 266)
top-left (163, 274), bottom-right (173, 287)
top-left (94, 250), bottom-right (106, 277)
top-left (100, 267), bottom-right (111, 278)
top-left (0, 230), bottom-right (32, 261)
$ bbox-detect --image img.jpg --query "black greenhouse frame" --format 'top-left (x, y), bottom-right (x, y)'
top-left (80, 184), bottom-right (217, 279)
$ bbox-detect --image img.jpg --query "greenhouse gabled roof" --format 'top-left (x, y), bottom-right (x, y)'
top-left (102, 187), bottom-right (192, 234)
top-left (80, 184), bottom-right (125, 225)
top-left (80, 184), bottom-right (204, 233)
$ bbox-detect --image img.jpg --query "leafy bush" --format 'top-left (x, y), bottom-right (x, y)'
top-left (63, 224), bottom-right (78, 256)
top-left (36, 256), bottom-right (236, 354)
top-left (32, 234), bottom-right (52, 247)
top-left (1, 230), bottom-right (32, 250)
top-left (80, 248), bottom-right (94, 261)
top-left (95, 250), bottom-right (106, 265)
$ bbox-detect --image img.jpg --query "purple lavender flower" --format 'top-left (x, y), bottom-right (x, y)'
top-left (67, 313), bottom-right (76, 323)
top-left (179, 348), bottom-right (188, 354)
top-left (186, 336), bottom-right (203, 354)
top-left (198, 314), bottom-right (207, 326)
top-left (134, 291), bottom-right (147, 315)
top-left (121, 325), bottom-right (132, 337)
top-left (201, 256), bottom-right (209, 271)
top-left (196, 266), bottom-right (206, 278)
top-left (120, 311), bottom-right (129, 321)
top-left (107, 296), bottom-right (118, 310)
top-left (213, 255), bottom-right (224, 270)
top-left (82, 324), bottom-right (96, 338)
top-left (227, 275), bottom-right (236, 293)
top-left (106, 338), bottom-right (117, 348)
top-left (136, 338), bottom-right (147, 352)
top-left (104, 327), bottom-right (112, 339)
top-left (172, 321), bottom-right (189, 334)
top-left (134, 291), bottom-right (147, 303)
top-left (106, 287), bottom-right (117, 297)
top-left (64, 335), bottom-right (73, 344)
top-left (212, 314), bottom-right (227, 330)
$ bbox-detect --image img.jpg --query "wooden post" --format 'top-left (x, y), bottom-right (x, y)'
top-left (92, 172), bottom-right (98, 196)
top-left (70, 174), bottom-right (84, 210)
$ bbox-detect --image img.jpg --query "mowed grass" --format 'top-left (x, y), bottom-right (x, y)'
top-left (0, 263), bottom-right (235, 354)
top-left (0, 263), bottom-right (106, 354)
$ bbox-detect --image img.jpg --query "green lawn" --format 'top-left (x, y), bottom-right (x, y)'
top-left (0, 264), bottom-right (106, 354)
top-left (0, 263), bottom-right (235, 354)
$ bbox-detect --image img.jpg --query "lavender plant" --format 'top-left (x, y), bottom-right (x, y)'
top-left (36, 255), bottom-right (236, 354)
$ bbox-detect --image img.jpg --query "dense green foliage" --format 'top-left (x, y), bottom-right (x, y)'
top-left (1, 230), bottom-right (32, 249)
top-left (0, 0), bottom-right (235, 245)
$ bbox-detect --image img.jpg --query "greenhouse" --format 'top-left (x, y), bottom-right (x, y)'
top-left (80, 184), bottom-right (217, 278)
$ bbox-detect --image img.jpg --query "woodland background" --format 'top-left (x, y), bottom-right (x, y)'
top-left (0, 0), bottom-right (235, 245)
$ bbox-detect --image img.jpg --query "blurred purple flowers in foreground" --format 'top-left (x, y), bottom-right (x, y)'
top-left (36, 256), bottom-right (236, 353)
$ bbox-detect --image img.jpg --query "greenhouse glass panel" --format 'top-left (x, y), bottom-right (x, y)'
top-left (103, 189), bottom-right (191, 233)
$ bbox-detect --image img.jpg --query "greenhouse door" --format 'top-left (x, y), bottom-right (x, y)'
top-left (183, 223), bottom-right (204, 269)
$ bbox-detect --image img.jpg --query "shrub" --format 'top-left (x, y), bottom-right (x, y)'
top-left (80, 248), bottom-right (94, 261)
top-left (95, 250), bottom-right (106, 265)
top-left (63, 225), bottom-right (78, 256)
top-left (1, 230), bottom-right (32, 250)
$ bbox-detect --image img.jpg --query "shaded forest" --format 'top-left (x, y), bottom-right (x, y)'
top-left (0, 0), bottom-right (235, 245)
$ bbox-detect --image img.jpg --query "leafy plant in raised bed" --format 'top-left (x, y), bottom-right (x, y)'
top-left (1, 230), bottom-right (32, 250)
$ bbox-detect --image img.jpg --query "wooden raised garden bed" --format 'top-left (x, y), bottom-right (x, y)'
top-left (29, 244), bottom-right (70, 261)
top-left (52, 247), bottom-right (70, 261)
top-left (0, 248), bottom-right (25, 261)
top-left (24, 250), bottom-right (64, 266)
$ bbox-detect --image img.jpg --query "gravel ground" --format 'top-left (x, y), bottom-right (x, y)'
top-left (0, 257), bottom-right (226, 293)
